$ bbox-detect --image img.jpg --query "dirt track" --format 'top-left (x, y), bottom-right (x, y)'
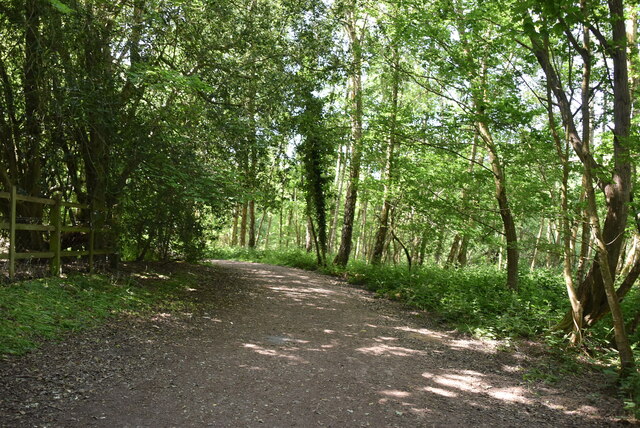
top-left (0, 260), bottom-right (629, 427)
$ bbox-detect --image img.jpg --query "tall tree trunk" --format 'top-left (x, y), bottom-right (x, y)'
top-left (240, 202), bottom-right (248, 247)
top-left (82, 3), bottom-right (117, 255)
top-left (264, 215), bottom-right (272, 249)
top-left (328, 144), bottom-right (346, 253)
top-left (434, 231), bottom-right (446, 265)
top-left (255, 207), bottom-right (266, 247)
top-left (469, 52), bottom-right (519, 290)
top-left (457, 235), bottom-right (470, 266)
top-left (477, 120), bottom-right (519, 290)
top-left (334, 6), bottom-right (363, 267)
top-left (529, 3), bottom-right (634, 330)
top-left (357, 193), bottom-right (368, 260)
top-left (231, 204), bottom-right (240, 246)
top-left (278, 207), bottom-right (283, 248)
top-left (371, 45), bottom-right (400, 265)
top-left (547, 80), bottom-right (583, 343)
top-left (456, 131), bottom-right (479, 267)
top-left (418, 229), bottom-right (429, 266)
top-left (446, 236), bottom-right (461, 268)
top-left (305, 216), bottom-right (313, 253)
top-left (530, 219), bottom-right (545, 271)
top-left (248, 200), bottom-right (256, 248)
top-left (17, 0), bottom-right (46, 250)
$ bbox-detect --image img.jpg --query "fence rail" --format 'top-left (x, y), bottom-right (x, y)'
top-left (0, 186), bottom-right (114, 279)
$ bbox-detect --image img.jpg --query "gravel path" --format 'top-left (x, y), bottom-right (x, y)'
top-left (0, 260), bottom-right (630, 427)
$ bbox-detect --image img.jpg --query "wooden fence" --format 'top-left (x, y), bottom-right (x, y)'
top-left (0, 186), bottom-right (114, 279)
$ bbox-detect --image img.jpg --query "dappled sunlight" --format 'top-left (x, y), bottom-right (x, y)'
top-left (238, 364), bottom-right (266, 371)
top-left (501, 364), bottom-right (521, 373)
top-left (263, 335), bottom-right (310, 345)
top-left (151, 312), bottom-right (172, 321)
top-left (448, 337), bottom-right (496, 353)
top-left (487, 387), bottom-right (531, 404)
top-left (242, 343), bottom-right (309, 364)
top-left (299, 303), bottom-right (338, 311)
top-left (433, 373), bottom-right (489, 393)
top-left (130, 272), bottom-right (170, 280)
top-left (373, 336), bottom-right (398, 342)
top-left (380, 389), bottom-right (412, 398)
top-left (205, 261), bottom-right (622, 425)
top-left (422, 386), bottom-right (458, 398)
top-left (416, 369), bottom-right (533, 406)
top-left (201, 316), bottom-right (223, 323)
top-left (395, 326), bottom-right (448, 340)
top-left (269, 285), bottom-right (337, 296)
top-left (364, 323), bottom-right (382, 329)
top-left (356, 344), bottom-right (427, 357)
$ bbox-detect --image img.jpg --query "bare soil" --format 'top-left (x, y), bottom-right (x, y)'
top-left (0, 260), bottom-right (634, 427)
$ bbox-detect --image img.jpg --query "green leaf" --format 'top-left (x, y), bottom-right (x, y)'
top-left (48, 0), bottom-right (74, 14)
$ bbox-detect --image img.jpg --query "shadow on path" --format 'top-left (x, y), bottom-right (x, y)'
top-left (0, 260), bottom-right (628, 427)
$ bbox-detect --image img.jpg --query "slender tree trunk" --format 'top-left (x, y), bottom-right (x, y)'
top-left (20, 0), bottom-right (45, 249)
top-left (583, 134), bottom-right (635, 372)
top-left (334, 6), bottom-right (363, 267)
top-left (264, 215), bottom-right (272, 250)
top-left (255, 207), bottom-right (266, 247)
top-left (547, 81), bottom-right (583, 343)
top-left (278, 207), bottom-right (284, 248)
top-left (418, 229), bottom-right (429, 266)
top-left (240, 202), bottom-right (248, 247)
top-left (497, 234), bottom-right (504, 271)
top-left (248, 200), bottom-right (256, 248)
top-left (434, 231), bottom-right (446, 265)
top-left (456, 131), bottom-right (479, 267)
top-left (531, 219), bottom-right (545, 271)
top-left (231, 204), bottom-right (240, 246)
top-left (545, 221), bottom-right (554, 268)
top-left (286, 205), bottom-right (293, 249)
top-left (305, 216), bottom-right (313, 253)
top-left (446, 235), bottom-right (461, 268)
top-left (357, 194), bottom-right (368, 260)
top-left (371, 45), bottom-right (400, 265)
top-left (478, 120), bottom-right (519, 290)
top-left (530, 3), bottom-right (635, 339)
top-left (328, 144), bottom-right (345, 253)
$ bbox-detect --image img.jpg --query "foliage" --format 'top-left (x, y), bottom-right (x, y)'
top-left (0, 272), bottom-right (197, 356)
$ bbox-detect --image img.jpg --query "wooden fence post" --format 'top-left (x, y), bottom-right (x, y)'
top-left (9, 185), bottom-right (16, 279)
top-left (50, 195), bottom-right (61, 277)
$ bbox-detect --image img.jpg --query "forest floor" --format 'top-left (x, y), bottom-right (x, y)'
top-left (0, 260), bottom-right (633, 427)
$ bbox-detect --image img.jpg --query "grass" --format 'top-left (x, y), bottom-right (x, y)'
top-left (0, 269), bottom-right (197, 357)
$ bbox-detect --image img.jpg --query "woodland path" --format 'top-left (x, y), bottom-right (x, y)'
top-left (0, 260), bottom-right (629, 427)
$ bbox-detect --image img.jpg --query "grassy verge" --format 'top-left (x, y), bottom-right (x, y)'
top-left (0, 269), bottom-right (197, 357)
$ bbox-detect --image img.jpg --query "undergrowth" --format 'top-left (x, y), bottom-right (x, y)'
top-left (0, 270), bottom-right (196, 357)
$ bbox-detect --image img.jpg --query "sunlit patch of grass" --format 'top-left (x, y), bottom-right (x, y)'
top-left (0, 269), bottom-right (198, 357)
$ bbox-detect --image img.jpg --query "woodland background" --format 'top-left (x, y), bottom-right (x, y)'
top-left (1, 0), bottom-right (640, 402)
